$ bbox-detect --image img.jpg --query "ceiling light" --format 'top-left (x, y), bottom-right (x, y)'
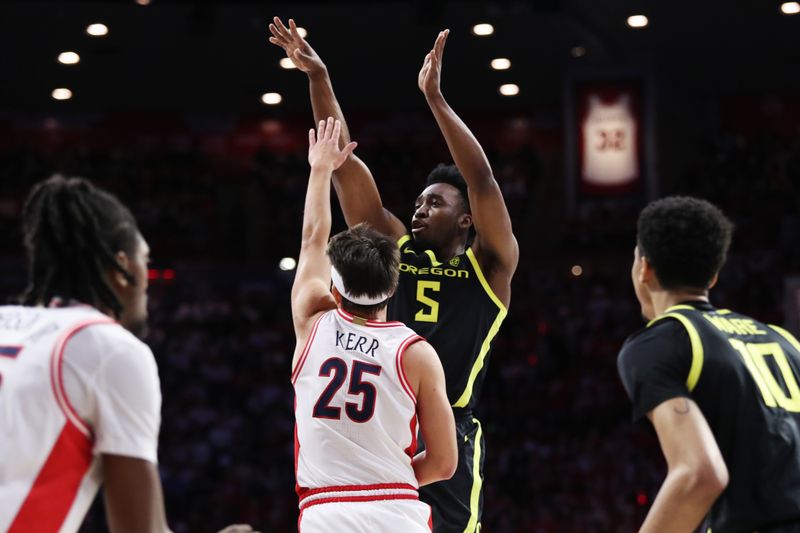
top-left (86, 23), bottom-right (109, 36)
top-left (571, 46), bottom-right (586, 58)
top-left (626, 15), bottom-right (648, 28)
top-left (261, 92), bottom-right (282, 105)
top-left (279, 257), bottom-right (297, 271)
top-left (279, 58), bottom-right (297, 69)
top-left (490, 58), bottom-right (511, 70)
top-left (472, 23), bottom-right (494, 36)
top-left (135, 0), bottom-right (151, 5)
top-left (58, 51), bottom-right (80, 65)
top-left (781, 2), bottom-right (800, 14)
top-left (295, 27), bottom-right (308, 38)
top-left (52, 88), bottom-right (73, 101)
top-left (499, 84), bottom-right (519, 96)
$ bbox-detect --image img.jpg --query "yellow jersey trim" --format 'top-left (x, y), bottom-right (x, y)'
top-left (398, 234), bottom-right (411, 248)
top-left (769, 324), bottom-right (800, 353)
top-left (452, 248), bottom-right (508, 408)
top-left (648, 311), bottom-right (705, 392)
top-left (463, 418), bottom-right (483, 533)
top-left (663, 304), bottom-right (696, 313)
top-left (425, 249), bottom-right (443, 267)
top-left (465, 248), bottom-right (507, 314)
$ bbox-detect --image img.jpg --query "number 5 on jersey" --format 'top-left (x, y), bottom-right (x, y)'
top-left (0, 345), bottom-right (23, 389)
top-left (415, 280), bottom-right (440, 323)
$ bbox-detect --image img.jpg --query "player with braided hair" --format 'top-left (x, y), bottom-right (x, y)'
top-left (20, 175), bottom-right (144, 332)
top-left (0, 176), bottom-right (254, 533)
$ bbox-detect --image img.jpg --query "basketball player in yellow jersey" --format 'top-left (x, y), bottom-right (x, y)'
top-left (270, 19), bottom-right (518, 532)
top-left (619, 196), bottom-right (800, 532)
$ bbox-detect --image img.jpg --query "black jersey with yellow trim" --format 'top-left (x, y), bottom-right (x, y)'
top-left (387, 235), bottom-right (507, 411)
top-left (618, 301), bottom-right (800, 532)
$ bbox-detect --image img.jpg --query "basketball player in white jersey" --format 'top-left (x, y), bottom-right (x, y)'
top-left (292, 117), bottom-right (457, 532)
top-left (0, 176), bottom-right (254, 533)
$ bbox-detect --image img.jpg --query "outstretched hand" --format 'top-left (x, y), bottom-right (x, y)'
top-left (268, 17), bottom-right (325, 74)
top-left (308, 117), bottom-right (357, 171)
top-left (418, 29), bottom-right (449, 97)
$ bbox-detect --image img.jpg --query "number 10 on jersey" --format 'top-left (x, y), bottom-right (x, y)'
top-left (730, 339), bottom-right (800, 412)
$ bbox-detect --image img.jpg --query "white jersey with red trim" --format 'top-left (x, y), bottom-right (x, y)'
top-left (292, 308), bottom-right (423, 508)
top-left (0, 305), bottom-right (161, 533)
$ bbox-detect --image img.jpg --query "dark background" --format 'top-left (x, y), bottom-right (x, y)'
top-left (1, 1), bottom-right (799, 531)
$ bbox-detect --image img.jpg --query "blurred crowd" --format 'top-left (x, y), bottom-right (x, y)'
top-left (1, 116), bottom-right (799, 531)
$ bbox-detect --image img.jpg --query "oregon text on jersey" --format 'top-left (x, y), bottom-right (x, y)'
top-left (398, 263), bottom-right (470, 278)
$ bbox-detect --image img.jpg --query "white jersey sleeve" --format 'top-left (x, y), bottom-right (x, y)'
top-left (61, 323), bottom-right (161, 463)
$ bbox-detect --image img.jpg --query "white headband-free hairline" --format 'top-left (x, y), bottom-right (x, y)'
top-left (330, 266), bottom-right (391, 306)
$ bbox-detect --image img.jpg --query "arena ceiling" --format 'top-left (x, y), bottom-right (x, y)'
top-left (0, 0), bottom-right (798, 114)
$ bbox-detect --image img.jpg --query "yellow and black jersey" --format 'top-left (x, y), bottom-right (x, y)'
top-left (618, 301), bottom-right (800, 532)
top-left (387, 235), bottom-right (507, 412)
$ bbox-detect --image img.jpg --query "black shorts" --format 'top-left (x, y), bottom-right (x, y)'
top-left (703, 518), bottom-right (800, 533)
top-left (758, 521), bottom-right (800, 533)
top-left (419, 416), bottom-right (484, 533)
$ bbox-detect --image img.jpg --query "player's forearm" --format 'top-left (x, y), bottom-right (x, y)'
top-left (425, 91), bottom-right (494, 190)
top-left (308, 71), bottom-right (393, 233)
top-left (411, 450), bottom-right (455, 487)
top-left (639, 466), bottom-right (724, 533)
top-left (308, 69), bottom-right (352, 147)
top-left (300, 166), bottom-right (333, 246)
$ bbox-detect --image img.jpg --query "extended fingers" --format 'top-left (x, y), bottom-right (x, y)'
top-left (331, 119), bottom-right (342, 143)
top-left (309, 127), bottom-right (316, 148)
top-left (273, 16), bottom-right (291, 39)
top-left (323, 117), bottom-right (336, 141)
top-left (288, 18), bottom-right (304, 41)
top-left (268, 25), bottom-right (289, 47)
top-left (435, 29), bottom-right (449, 58)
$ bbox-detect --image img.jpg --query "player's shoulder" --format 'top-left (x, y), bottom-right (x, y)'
top-left (67, 317), bottom-right (155, 367)
top-left (401, 337), bottom-right (437, 368)
top-left (397, 234), bottom-right (414, 252)
top-left (619, 317), bottom-right (689, 366)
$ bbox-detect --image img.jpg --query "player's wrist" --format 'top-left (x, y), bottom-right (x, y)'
top-left (307, 64), bottom-right (329, 80)
top-left (424, 89), bottom-right (445, 103)
top-left (310, 161), bottom-right (335, 173)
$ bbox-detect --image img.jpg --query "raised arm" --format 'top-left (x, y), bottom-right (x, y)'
top-left (419, 30), bottom-right (519, 303)
top-left (639, 398), bottom-right (729, 533)
top-left (290, 118), bottom-right (356, 356)
top-left (403, 340), bottom-right (457, 486)
top-left (269, 17), bottom-right (406, 240)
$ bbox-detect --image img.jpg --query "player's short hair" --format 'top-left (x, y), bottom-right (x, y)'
top-left (637, 196), bottom-right (733, 291)
top-left (426, 164), bottom-right (470, 214)
top-left (20, 175), bottom-right (140, 316)
top-left (327, 223), bottom-right (400, 316)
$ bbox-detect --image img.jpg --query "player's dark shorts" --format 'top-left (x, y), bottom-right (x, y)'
top-left (419, 414), bottom-right (484, 533)
top-left (703, 518), bottom-right (800, 533)
top-left (757, 521), bottom-right (800, 533)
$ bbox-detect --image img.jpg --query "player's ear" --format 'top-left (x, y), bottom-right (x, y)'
top-left (639, 255), bottom-right (656, 285)
top-left (330, 285), bottom-right (343, 306)
top-left (707, 273), bottom-right (719, 290)
top-left (458, 212), bottom-right (472, 230)
top-left (110, 251), bottom-right (131, 288)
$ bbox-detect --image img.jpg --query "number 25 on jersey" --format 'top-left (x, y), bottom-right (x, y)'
top-left (312, 358), bottom-right (382, 422)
